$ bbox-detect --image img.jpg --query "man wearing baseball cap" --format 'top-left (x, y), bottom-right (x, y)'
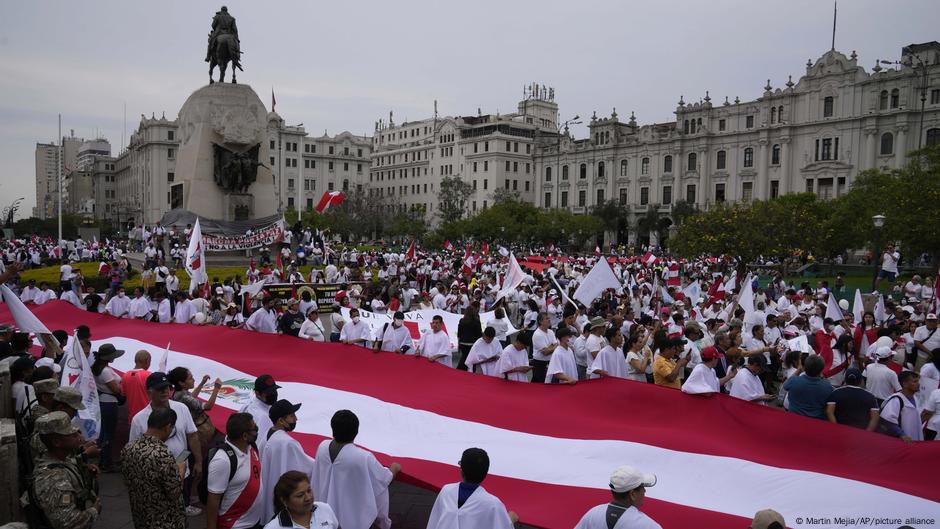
top-left (682, 346), bottom-right (737, 395)
top-left (825, 367), bottom-right (880, 431)
top-left (260, 399), bottom-right (313, 522)
top-left (239, 374), bottom-right (281, 453)
top-left (574, 464), bottom-right (661, 528)
top-left (29, 411), bottom-right (100, 529)
top-left (750, 509), bottom-right (786, 529)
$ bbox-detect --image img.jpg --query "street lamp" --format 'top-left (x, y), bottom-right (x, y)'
top-left (871, 214), bottom-right (885, 292)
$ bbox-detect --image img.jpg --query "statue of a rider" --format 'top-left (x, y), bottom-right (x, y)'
top-left (205, 6), bottom-right (240, 63)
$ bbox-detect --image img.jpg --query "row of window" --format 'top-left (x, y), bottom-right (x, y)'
top-left (269, 140), bottom-right (365, 158)
top-left (273, 157), bottom-right (360, 172)
top-left (543, 179), bottom-right (786, 209)
top-left (287, 179), bottom-right (349, 192)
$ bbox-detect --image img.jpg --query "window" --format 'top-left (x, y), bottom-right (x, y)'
top-left (357, 163), bottom-right (362, 173)
top-left (743, 148), bottom-right (754, 168)
top-left (890, 89), bottom-right (899, 109)
top-left (473, 162), bottom-right (478, 173)
top-left (805, 179), bottom-right (814, 193)
top-left (596, 189), bottom-right (604, 204)
top-left (513, 180), bottom-right (518, 191)
top-left (562, 165), bottom-right (569, 180)
top-left (526, 144), bottom-right (531, 154)
top-left (686, 153), bottom-right (696, 172)
top-left (927, 128), bottom-right (940, 147)
top-left (719, 119), bottom-right (726, 132)
top-left (483, 161), bottom-right (488, 171)
top-left (328, 161), bottom-right (334, 170)
top-left (619, 188), bottom-right (628, 206)
top-left (641, 157), bottom-right (650, 175)
top-left (288, 178), bottom-right (295, 189)
top-left (640, 187), bottom-right (649, 205)
top-left (620, 160), bottom-right (628, 176)
top-left (483, 179), bottom-right (488, 190)
top-left (505, 161), bottom-right (511, 172)
top-left (358, 148), bottom-right (363, 157)
top-left (578, 190), bottom-right (586, 207)
top-left (715, 183), bottom-right (726, 203)
top-left (561, 191), bottom-right (568, 207)
top-left (690, 120), bottom-right (697, 134)
top-left (167, 148), bottom-right (175, 159)
top-left (771, 144), bottom-right (780, 165)
top-left (663, 155), bottom-right (673, 173)
top-left (931, 89), bottom-right (940, 105)
top-left (662, 185), bottom-right (672, 205)
top-left (167, 172), bottom-right (175, 182)
top-left (504, 179), bottom-right (509, 189)
top-left (770, 180), bottom-right (780, 199)
top-left (683, 120), bottom-right (690, 134)
top-left (771, 107), bottom-right (776, 124)
top-left (329, 146), bottom-right (334, 154)
top-left (686, 184), bottom-right (696, 204)
top-left (598, 162), bottom-right (605, 178)
top-left (544, 193), bottom-right (551, 208)
top-left (545, 167), bottom-right (552, 182)
top-left (580, 164), bottom-right (587, 179)
top-left (778, 106), bottom-right (783, 122)
top-left (287, 197), bottom-right (294, 208)
top-left (742, 182), bottom-right (753, 202)
top-left (343, 162), bottom-right (349, 171)
top-left (513, 162), bottom-right (519, 173)
top-left (484, 141), bottom-right (489, 152)
top-left (505, 141), bottom-right (511, 152)
top-left (879, 90), bottom-right (889, 110)
top-left (746, 115), bottom-right (754, 129)
top-left (167, 130), bottom-right (175, 141)
top-left (514, 142), bottom-right (519, 153)
top-left (716, 150), bottom-right (727, 170)
top-left (821, 138), bottom-right (833, 160)
top-left (823, 96), bottom-right (834, 117)
top-left (306, 198), bottom-right (313, 210)
top-left (474, 143), bottom-right (479, 153)
top-left (880, 132), bottom-right (894, 155)
top-left (270, 140), bottom-right (276, 150)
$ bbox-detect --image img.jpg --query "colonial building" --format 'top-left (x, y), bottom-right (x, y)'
top-left (110, 113), bottom-right (180, 225)
top-left (369, 84), bottom-right (559, 224)
top-left (533, 43), bottom-right (940, 244)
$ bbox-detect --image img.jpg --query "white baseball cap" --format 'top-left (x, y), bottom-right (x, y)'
top-left (874, 345), bottom-right (894, 359)
top-left (609, 465), bottom-right (657, 493)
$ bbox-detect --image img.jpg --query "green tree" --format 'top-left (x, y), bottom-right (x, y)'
top-left (669, 200), bottom-right (698, 226)
top-left (438, 176), bottom-right (474, 224)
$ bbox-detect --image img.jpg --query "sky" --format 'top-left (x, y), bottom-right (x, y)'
top-left (1, 0), bottom-right (937, 217)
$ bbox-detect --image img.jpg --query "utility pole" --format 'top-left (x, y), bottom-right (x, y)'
top-left (58, 114), bottom-right (63, 244)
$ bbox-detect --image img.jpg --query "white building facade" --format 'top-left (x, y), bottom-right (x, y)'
top-left (533, 44), bottom-right (940, 244)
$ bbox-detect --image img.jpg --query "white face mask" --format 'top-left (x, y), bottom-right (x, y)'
top-left (118, 292), bottom-right (125, 297)
top-left (352, 316), bottom-right (360, 324)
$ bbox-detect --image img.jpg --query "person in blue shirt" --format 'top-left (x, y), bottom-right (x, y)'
top-left (783, 355), bottom-right (833, 418)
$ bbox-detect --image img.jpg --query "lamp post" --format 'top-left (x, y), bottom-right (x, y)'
top-left (871, 214), bottom-right (885, 292)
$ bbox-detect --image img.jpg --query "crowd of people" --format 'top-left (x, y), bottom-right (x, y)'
top-left (2, 224), bottom-right (938, 529)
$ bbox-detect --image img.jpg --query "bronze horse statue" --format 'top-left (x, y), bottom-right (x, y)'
top-left (209, 33), bottom-right (242, 84)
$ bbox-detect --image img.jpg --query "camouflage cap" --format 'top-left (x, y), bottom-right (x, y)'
top-left (33, 379), bottom-right (59, 395)
top-left (35, 411), bottom-right (80, 436)
top-left (53, 387), bottom-right (86, 410)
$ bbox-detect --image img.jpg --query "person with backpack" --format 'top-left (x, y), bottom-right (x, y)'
top-left (206, 412), bottom-right (264, 529)
top-left (879, 370), bottom-right (923, 442)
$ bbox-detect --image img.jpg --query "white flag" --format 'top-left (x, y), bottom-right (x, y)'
top-left (185, 218), bottom-right (208, 293)
top-left (61, 334), bottom-right (100, 440)
top-left (852, 288), bottom-right (864, 324)
top-left (159, 342), bottom-right (170, 372)
top-left (497, 253), bottom-right (525, 301)
top-left (826, 292), bottom-right (844, 322)
top-left (682, 280), bottom-right (702, 305)
top-left (737, 273), bottom-right (755, 321)
top-left (241, 280), bottom-right (268, 300)
top-left (1, 285), bottom-right (51, 334)
top-left (874, 295), bottom-right (887, 324)
top-left (573, 257), bottom-right (622, 307)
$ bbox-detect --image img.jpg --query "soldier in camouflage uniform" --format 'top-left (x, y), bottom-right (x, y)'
top-left (29, 411), bottom-right (100, 529)
top-left (26, 378), bottom-right (59, 431)
top-left (31, 386), bottom-right (87, 462)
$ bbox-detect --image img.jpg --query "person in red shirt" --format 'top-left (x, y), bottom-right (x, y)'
top-left (121, 350), bottom-right (152, 423)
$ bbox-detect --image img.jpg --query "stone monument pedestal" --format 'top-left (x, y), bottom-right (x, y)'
top-left (175, 84), bottom-right (277, 221)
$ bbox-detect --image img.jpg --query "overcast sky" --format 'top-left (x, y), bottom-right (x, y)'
top-left (1, 0), bottom-right (937, 216)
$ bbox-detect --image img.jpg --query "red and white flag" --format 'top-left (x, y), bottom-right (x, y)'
top-left (185, 218), bottom-right (208, 294)
top-left (642, 251), bottom-right (659, 267)
top-left (666, 263), bottom-right (681, 287)
top-left (443, 240), bottom-right (454, 252)
top-left (594, 246), bottom-right (601, 256)
top-left (405, 240), bottom-right (416, 262)
top-left (315, 191), bottom-right (345, 214)
top-left (7, 302), bottom-right (939, 529)
top-left (480, 241), bottom-right (489, 256)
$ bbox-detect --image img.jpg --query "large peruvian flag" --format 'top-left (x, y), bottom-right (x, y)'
top-left (4, 302), bottom-right (939, 529)
top-left (314, 191), bottom-right (345, 213)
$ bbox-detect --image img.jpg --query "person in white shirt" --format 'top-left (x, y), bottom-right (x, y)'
top-left (264, 471), bottom-right (339, 529)
top-left (313, 410), bottom-right (401, 529)
top-left (584, 318), bottom-right (608, 364)
top-left (497, 334), bottom-right (532, 382)
top-left (377, 311), bottom-right (413, 353)
top-left (426, 448), bottom-right (516, 529)
top-left (154, 291), bottom-right (173, 323)
top-left (104, 287), bottom-right (131, 318)
top-left (590, 328), bottom-right (629, 379)
top-left (165, 269), bottom-right (180, 294)
top-left (864, 346), bottom-right (902, 401)
top-left (129, 288), bottom-right (152, 321)
top-left (729, 356), bottom-right (775, 404)
top-left (875, 243), bottom-right (901, 291)
top-left (574, 464), bottom-right (662, 529)
top-left (880, 371), bottom-right (923, 442)
top-left (173, 292), bottom-right (196, 324)
top-left (546, 326), bottom-right (578, 385)
top-left (238, 375), bottom-right (280, 454)
top-left (531, 314), bottom-right (557, 383)
top-left (206, 413), bottom-right (263, 529)
top-left (246, 298), bottom-right (279, 333)
top-left (466, 327), bottom-right (503, 376)
top-left (298, 308), bottom-right (326, 342)
top-left (260, 400), bottom-right (316, 523)
top-left (340, 308), bottom-right (372, 347)
top-left (913, 314), bottom-right (940, 368)
top-left (19, 279), bottom-right (39, 304)
top-left (420, 315), bottom-right (453, 366)
top-left (32, 282), bottom-right (58, 305)
top-left (682, 346), bottom-right (737, 395)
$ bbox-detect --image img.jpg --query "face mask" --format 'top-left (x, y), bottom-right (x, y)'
top-left (284, 420), bottom-right (297, 432)
top-left (263, 390), bottom-right (278, 405)
top-left (352, 316), bottom-right (360, 324)
top-left (118, 292), bottom-right (125, 298)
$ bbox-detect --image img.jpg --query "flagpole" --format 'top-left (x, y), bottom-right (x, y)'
top-left (57, 114), bottom-right (63, 244)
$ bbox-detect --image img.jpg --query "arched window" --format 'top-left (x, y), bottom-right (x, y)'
top-left (690, 120), bottom-right (697, 134)
top-left (562, 165), bottom-right (569, 180)
top-left (641, 157), bottom-right (650, 175)
top-left (579, 163), bottom-right (587, 179)
top-left (823, 96), bottom-right (834, 117)
top-left (716, 150), bottom-right (727, 170)
top-left (771, 144), bottom-right (780, 165)
top-left (687, 152), bottom-right (697, 172)
top-left (343, 179), bottom-right (349, 191)
top-left (545, 166), bottom-right (552, 182)
top-left (743, 148), bottom-right (754, 168)
top-left (663, 155), bottom-right (673, 173)
top-left (778, 106), bottom-right (784, 122)
top-left (770, 107), bottom-right (776, 124)
top-left (683, 120), bottom-right (689, 134)
top-left (927, 128), bottom-right (940, 147)
top-left (598, 161), bottom-right (605, 178)
top-left (620, 159), bottom-right (628, 176)
top-left (880, 132), bottom-right (894, 155)
top-left (890, 89), bottom-right (900, 109)
top-left (879, 90), bottom-right (889, 110)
